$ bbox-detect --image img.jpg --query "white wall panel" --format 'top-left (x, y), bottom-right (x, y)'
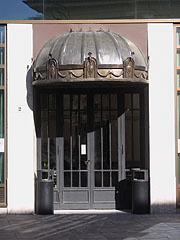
top-left (7, 24), bottom-right (34, 213)
top-left (148, 23), bottom-right (176, 213)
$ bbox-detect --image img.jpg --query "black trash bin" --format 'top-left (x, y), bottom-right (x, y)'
top-left (36, 170), bottom-right (53, 215)
top-left (132, 170), bottom-right (149, 214)
top-left (115, 178), bottom-right (132, 210)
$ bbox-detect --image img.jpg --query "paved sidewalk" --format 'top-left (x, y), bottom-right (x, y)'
top-left (0, 211), bottom-right (179, 240)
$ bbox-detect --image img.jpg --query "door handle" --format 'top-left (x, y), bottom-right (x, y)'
top-left (85, 160), bottom-right (90, 165)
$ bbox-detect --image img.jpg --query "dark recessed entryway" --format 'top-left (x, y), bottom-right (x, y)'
top-left (33, 30), bottom-right (149, 210)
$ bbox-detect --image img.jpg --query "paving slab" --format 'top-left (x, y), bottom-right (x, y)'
top-left (0, 211), bottom-right (179, 240)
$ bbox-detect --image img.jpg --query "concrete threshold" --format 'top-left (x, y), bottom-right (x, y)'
top-left (54, 209), bottom-right (130, 214)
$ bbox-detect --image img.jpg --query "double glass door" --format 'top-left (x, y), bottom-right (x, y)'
top-left (56, 93), bottom-right (125, 209)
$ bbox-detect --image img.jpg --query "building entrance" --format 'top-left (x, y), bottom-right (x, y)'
top-left (35, 88), bottom-right (146, 210)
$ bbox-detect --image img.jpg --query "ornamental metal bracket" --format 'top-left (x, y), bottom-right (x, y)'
top-left (123, 57), bottom-right (134, 79)
top-left (47, 54), bottom-right (58, 79)
top-left (84, 52), bottom-right (97, 78)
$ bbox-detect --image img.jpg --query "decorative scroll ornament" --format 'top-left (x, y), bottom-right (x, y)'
top-left (47, 54), bottom-right (58, 79)
top-left (123, 57), bottom-right (134, 78)
top-left (84, 52), bottom-right (97, 78)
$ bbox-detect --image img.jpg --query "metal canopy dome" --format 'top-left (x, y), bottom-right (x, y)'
top-left (33, 30), bottom-right (148, 85)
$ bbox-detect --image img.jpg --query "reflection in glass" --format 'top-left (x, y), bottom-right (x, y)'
top-left (0, 68), bottom-right (4, 86)
top-left (0, 90), bottom-right (4, 138)
top-left (0, 48), bottom-right (4, 65)
top-left (81, 172), bottom-right (87, 187)
top-left (41, 94), bottom-right (48, 110)
top-left (0, 27), bottom-right (4, 44)
top-left (72, 172), bottom-right (79, 187)
top-left (112, 171), bottom-right (118, 187)
top-left (103, 172), bottom-right (110, 187)
top-left (72, 95), bottom-right (78, 109)
top-left (80, 95), bottom-right (87, 110)
top-left (41, 138), bottom-right (48, 169)
top-left (49, 111), bottom-right (56, 138)
top-left (94, 129), bottom-right (101, 169)
top-left (64, 95), bottom-right (70, 110)
top-left (41, 111), bottom-right (48, 138)
top-left (177, 69), bottom-right (180, 88)
top-left (23, 0), bottom-right (180, 20)
top-left (64, 111), bottom-right (70, 170)
top-left (50, 138), bottom-right (56, 170)
top-left (177, 28), bottom-right (180, 46)
top-left (111, 111), bottom-right (118, 169)
top-left (111, 94), bottom-right (117, 109)
top-left (95, 171), bottom-right (102, 187)
top-left (49, 94), bottom-right (56, 110)
top-left (102, 94), bottom-right (109, 110)
top-left (125, 94), bottom-right (131, 109)
top-left (64, 172), bottom-right (71, 187)
top-left (133, 94), bottom-right (139, 109)
top-left (125, 110), bottom-right (132, 166)
top-left (0, 153), bottom-right (4, 184)
top-left (133, 110), bottom-right (140, 164)
top-left (94, 94), bottom-right (101, 110)
top-left (103, 124), bottom-right (110, 169)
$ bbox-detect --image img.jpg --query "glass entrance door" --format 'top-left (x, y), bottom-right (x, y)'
top-left (57, 93), bottom-right (125, 209)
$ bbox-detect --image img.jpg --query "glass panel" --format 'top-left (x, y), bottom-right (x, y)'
top-left (94, 94), bottom-right (101, 111)
top-left (125, 94), bottom-right (131, 109)
top-left (0, 68), bottom-right (4, 86)
top-left (41, 111), bottom-right (48, 138)
top-left (72, 95), bottom-right (78, 109)
top-left (0, 48), bottom-right (4, 65)
top-left (111, 94), bottom-right (117, 109)
top-left (80, 111), bottom-right (87, 170)
top-left (178, 94), bottom-right (180, 139)
top-left (133, 94), bottom-right (140, 109)
top-left (95, 171), bottom-right (102, 187)
top-left (125, 110), bottom-right (132, 167)
top-left (64, 111), bottom-right (70, 170)
top-left (0, 90), bottom-right (4, 138)
top-left (102, 94), bottom-right (109, 110)
top-left (49, 94), bottom-right (56, 110)
top-left (178, 154), bottom-right (180, 185)
top-left (64, 95), bottom-right (70, 110)
top-left (72, 111), bottom-right (79, 170)
top-left (80, 95), bottom-right (87, 110)
top-left (133, 110), bottom-right (140, 165)
top-left (177, 69), bottom-right (180, 88)
top-left (112, 171), bottom-right (118, 187)
top-left (49, 111), bottom-right (56, 138)
top-left (0, 27), bottom-right (4, 44)
top-left (42, 171), bottom-right (48, 180)
top-left (0, 153), bottom-right (4, 184)
top-left (72, 172), bottom-right (79, 187)
top-left (94, 128), bottom-right (101, 170)
top-left (111, 111), bottom-right (118, 169)
top-left (81, 172), bottom-right (87, 187)
top-left (41, 138), bottom-right (48, 169)
top-left (40, 94), bottom-right (48, 110)
top-left (103, 124), bottom-right (110, 170)
top-left (177, 48), bottom-right (180, 67)
top-left (177, 28), bottom-right (180, 46)
top-left (103, 172), bottom-right (110, 187)
top-left (64, 172), bottom-right (71, 187)
top-left (50, 138), bottom-right (56, 170)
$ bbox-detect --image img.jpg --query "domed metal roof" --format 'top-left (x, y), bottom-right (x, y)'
top-left (33, 30), bottom-right (148, 85)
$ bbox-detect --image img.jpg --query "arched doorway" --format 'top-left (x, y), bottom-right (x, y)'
top-left (33, 31), bottom-right (149, 210)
